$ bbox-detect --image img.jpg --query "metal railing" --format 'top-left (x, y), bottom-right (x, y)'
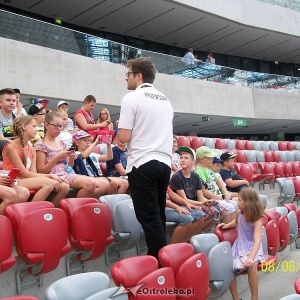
top-left (0, 9), bottom-right (299, 92)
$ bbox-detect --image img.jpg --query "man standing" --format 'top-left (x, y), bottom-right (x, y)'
top-left (118, 57), bottom-right (173, 258)
top-left (181, 47), bottom-right (201, 67)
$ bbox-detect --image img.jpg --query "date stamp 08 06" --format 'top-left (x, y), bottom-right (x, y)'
top-left (261, 260), bottom-right (300, 273)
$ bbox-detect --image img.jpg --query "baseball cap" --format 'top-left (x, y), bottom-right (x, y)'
top-left (27, 99), bottom-right (49, 116)
top-left (73, 130), bottom-right (91, 141)
top-left (178, 146), bottom-right (196, 160)
top-left (57, 101), bottom-right (69, 108)
top-left (220, 152), bottom-right (238, 162)
top-left (196, 146), bottom-right (217, 159)
top-left (213, 156), bottom-right (223, 163)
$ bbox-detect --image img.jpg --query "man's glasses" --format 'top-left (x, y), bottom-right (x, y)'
top-left (126, 71), bottom-right (136, 77)
top-left (48, 123), bottom-right (65, 130)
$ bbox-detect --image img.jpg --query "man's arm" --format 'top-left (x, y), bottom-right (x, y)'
top-left (117, 129), bottom-right (131, 144)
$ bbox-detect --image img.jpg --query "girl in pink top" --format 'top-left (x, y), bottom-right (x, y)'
top-left (35, 111), bottom-right (109, 198)
top-left (3, 116), bottom-right (69, 207)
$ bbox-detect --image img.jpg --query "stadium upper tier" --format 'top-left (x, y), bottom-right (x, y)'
top-left (0, 9), bottom-right (299, 92)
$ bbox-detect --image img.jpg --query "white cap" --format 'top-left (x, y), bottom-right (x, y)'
top-left (57, 100), bottom-right (69, 108)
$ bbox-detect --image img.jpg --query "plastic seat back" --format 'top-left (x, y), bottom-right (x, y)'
top-left (284, 203), bottom-right (297, 212)
top-left (236, 150), bottom-right (247, 163)
top-left (215, 138), bottom-right (226, 150)
top-left (287, 211), bottom-right (298, 245)
top-left (190, 136), bottom-right (204, 150)
top-left (85, 287), bottom-right (129, 300)
top-left (204, 138), bottom-right (215, 149)
top-left (6, 204), bottom-right (70, 275)
top-left (278, 141), bottom-right (288, 151)
top-left (238, 164), bottom-right (253, 183)
top-left (292, 162), bottom-right (300, 176)
top-left (0, 215), bottom-right (15, 274)
top-left (274, 162), bottom-right (285, 178)
top-left (287, 142), bottom-right (295, 151)
top-left (99, 194), bottom-right (132, 213)
top-left (264, 150), bottom-right (274, 162)
top-left (235, 140), bottom-right (245, 150)
top-left (255, 151), bottom-right (265, 162)
top-left (260, 141), bottom-right (270, 151)
top-left (214, 227), bottom-right (238, 246)
top-left (159, 243), bottom-right (211, 300)
top-left (295, 151), bottom-right (300, 161)
top-left (269, 141), bottom-right (279, 151)
top-left (273, 151), bottom-right (281, 162)
top-left (278, 215), bottom-right (290, 251)
top-left (45, 272), bottom-right (111, 300)
top-left (245, 140), bottom-right (253, 150)
top-left (280, 295), bottom-right (300, 300)
top-left (287, 151), bottom-right (295, 162)
top-left (113, 199), bottom-right (143, 250)
top-left (252, 141), bottom-right (261, 151)
top-left (226, 139), bottom-right (236, 150)
top-left (279, 151), bottom-right (288, 162)
top-left (60, 198), bottom-right (113, 261)
top-left (190, 234), bottom-right (233, 299)
top-left (177, 136), bottom-right (191, 147)
top-left (265, 220), bottom-right (280, 256)
top-left (246, 151), bottom-right (256, 162)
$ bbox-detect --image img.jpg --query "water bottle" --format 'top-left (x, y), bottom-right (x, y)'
top-left (64, 161), bottom-right (74, 174)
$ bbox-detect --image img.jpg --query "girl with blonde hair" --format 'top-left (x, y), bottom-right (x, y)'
top-left (2, 115), bottom-right (69, 206)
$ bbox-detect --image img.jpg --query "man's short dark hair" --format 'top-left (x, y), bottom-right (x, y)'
top-left (83, 95), bottom-right (96, 104)
top-left (126, 57), bottom-right (156, 84)
top-left (0, 88), bottom-right (15, 97)
top-left (13, 88), bottom-right (20, 94)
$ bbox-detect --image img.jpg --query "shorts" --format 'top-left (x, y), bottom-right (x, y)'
top-left (218, 200), bottom-right (236, 215)
top-left (201, 205), bottom-right (219, 221)
top-left (165, 206), bottom-right (205, 226)
top-left (60, 174), bottom-right (80, 186)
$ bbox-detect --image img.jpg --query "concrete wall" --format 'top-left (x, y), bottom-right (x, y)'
top-left (173, 0), bottom-right (300, 37)
top-left (0, 36), bottom-right (299, 120)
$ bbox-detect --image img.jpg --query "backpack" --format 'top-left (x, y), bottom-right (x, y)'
top-left (73, 154), bottom-right (101, 177)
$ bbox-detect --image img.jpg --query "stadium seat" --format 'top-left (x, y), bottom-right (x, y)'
top-left (284, 162), bottom-right (294, 177)
top-left (264, 150), bottom-right (274, 162)
top-left (84, 287), bottom-right (129, 300)
top-left (287, 142), bottom-right (295, 151)
top-left (190, 136), bottom-right (204, 150)
top-left (295, 151), bottom-right (300, 161)
top-left (177, 136), bottom-right (191, 147)
top-left (215, 138), bottom-right (226, 150)
top-left (158, 243), bottom-right (211, 300)
top-left (235, 139), bottom-right (245, 150)
top-left (269, 141), bottom-right (279, 151)
top-left (237, 163), bottom-right (253, 183)
top-left (276, 178), bottom-right (296, 204)
top-left (0, 215), bottom-right (15, 274)
top-left (284, 203), bottom-right (297, 212)
top-left (257, 162), bottom-right (276, 187)
top-left (265, 219), bottom-right (280, 256)
top-left (236, 150), bottom-right (247, 163)
top-left (204, 137), bottom-right (215, 149)
top-left (273, 162), bottom-right (286, 178)
top-left (273, 151), bottom-right (281, 162)
top-left (260, 141), bottom-right (270, 151)
top-left (278, 141), bottom-right (288, 151)
top-left (279, 151), bottom-right (288, 162)
top-left (248, 162), bottom-right (274, 189)
top-left (190, 233), bottom-right (233, 299)
top-left (99, 194), bottom-right (143, 265)
top-left (255, 150), bottom-right (265, 162)
top-left (4, 202), bottom-right (71, 294)
top-left (245, 140), bottom-right (253, 150)
top-left (261, 215), bottom-right (269, 227)
top-left (252, 141), bottom-right (261, 151)
top-left (295, 278), bottom-right (300, 294)
top-left (59, 198), bottom-right (114, 275)
top-left (287, 151), bottom-right (295, 162)
top-left (246, 150), bottom-right (256, 162)
top-left (226, 139), bottom-right (236, 150)
top-left (111, 256), bottom-right (176, 300)
top-left (214, 226), bottom-right (277, 272)
top-left (294, 142), bottom-right (300, 151)
top-left (280, 295), bottom-right (300, 300)
top-left (45, 272), bottom-right (111, 300)
top-left (292, 162), bottom-right (300, 176)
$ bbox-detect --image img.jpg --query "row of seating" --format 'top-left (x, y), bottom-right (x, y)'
top-left (0, 195), bottom-right (153, 294)
top-left (177, 136), bottom-right (300, 151)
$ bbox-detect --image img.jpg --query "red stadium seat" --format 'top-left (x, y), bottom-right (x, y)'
top-left (237, 163), bottom-right (253, 183)
top-left (265, 220), bottom-right (280, 256)
top-left (177, 136), bottom-right (191, 147)
top-left (261, 215), bottom-right (269, 227)
top-left (287, 142), bottom-right (295, 151)
top-left (247, 162), bottom-right (274, 188)
top-left (4, 202), bottom-right (71, 294)
top-left (100, 162), bottom-right (107, 176)
top-left (292, 162), bottom-right (300, 176)
top-left (235, 140), bottom-right (246, 150)
top-left (273, 151), bottom-right (280, 163)
top-left (277, 215), bottom-right (290, 252)
top-left (215, 138), bottom-right (226, 150)
top-left (59, 198), bottom-right (114, 275)
top-left (284, 203), bottom-right (297, 212)
top-left (190, 136), bottom-right (204, 150)
top-left (0, 215), bottom-right (15, 274)
top-left (236, 150), bottom-right (247, 163)
top-left (270, 162), bottom-right (285, 178)
top-left (264, 150), bottom-right (274, 162)
top-left (214, 226), bottom-right (277, 272)
top-left (284, 162), bottom-right (294, 177)
top-left (294, 277), bottom-right (300, 294)
top-left (278, 141), bottom-right (288, 151)
top-left (111, 256), bottom-right (176, 300)
top-left (159, 243), bottom-right (211, 300)
top-left (245, 140), bottom-right (254, 150)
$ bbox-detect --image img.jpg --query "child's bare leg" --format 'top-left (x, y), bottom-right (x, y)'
top-left (248, 262), bottom-right (259, 300)
top-left (170, 223), bottom-right (191, 243)
top-left (229, 276), bottom-right (240, 300)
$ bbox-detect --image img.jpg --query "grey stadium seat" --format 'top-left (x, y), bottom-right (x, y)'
top-left (85, 287), bottom-right (129, 300)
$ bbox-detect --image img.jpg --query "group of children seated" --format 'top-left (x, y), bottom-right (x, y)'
top-left (0, 88), bottom-right (128, 214)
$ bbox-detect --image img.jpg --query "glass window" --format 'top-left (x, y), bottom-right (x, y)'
top-left (292, 64), bottom-right (300, 77)
top-left (243, 58), bottom-right (259, 72)
top-left (260, 61), bottom-right (271, 74)
top-left (228, 56), bottom-right (242, 69)
top-left (280, 63), bottom-right (293, 76)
